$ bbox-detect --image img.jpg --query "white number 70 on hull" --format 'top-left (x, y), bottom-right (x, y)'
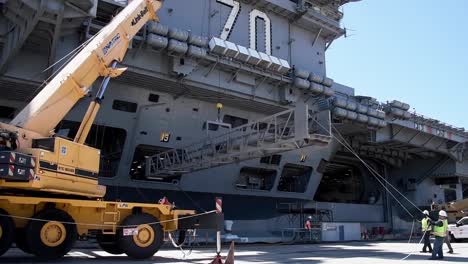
top-left (216, 0), bottom-right (272, 55)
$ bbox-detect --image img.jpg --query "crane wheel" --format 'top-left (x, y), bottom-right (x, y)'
top-left (25, 209), bottom-right (77, 259)
top-left (118, 213), bottom-right (163, 259)
top-left (14, 229), bottom-right (32, 254)
top-left (0, 209), bottom-right (15, 256)
top-left (97, 234), bottom-right (124, 255)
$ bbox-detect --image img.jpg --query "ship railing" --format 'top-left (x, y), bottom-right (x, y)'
top-left (145, 106), bottom-right (332, 178)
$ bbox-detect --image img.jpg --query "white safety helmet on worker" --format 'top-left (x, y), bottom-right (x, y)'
top-left (439, 210), bottom-right (447, 217)
top-left (423, 210), bottom-right (429, 215)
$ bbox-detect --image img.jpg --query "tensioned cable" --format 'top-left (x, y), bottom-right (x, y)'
top-left (329, 127), bottom-right (415, 218)
top-left (23, 34), bottom-right (98, 103)
top-left (318, 121), bottom-right (427, 260)
top-left (329, 125), bottom-right (415, 217)
top-left (41, 33), bottom-right (98, 75)
top-left (0, 210), bottom-right (216, 228)
top-left (407, 219), bottom-right (415, 243)
top-left (330, 123), bottom-right (423, 215)
top-left (312, 119), bottom-right (419, 218)
top-left (317, 120), bottom-right (415, 217)
top-left (176, 185), bottom-right (208, 213)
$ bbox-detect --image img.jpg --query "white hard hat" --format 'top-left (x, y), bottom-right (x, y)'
top-left (439, 210), bottom-right (447, 217)
top-left (423, 210), bottom-right (429, 215)
top-left (308, 216), bottom-right (312, 219)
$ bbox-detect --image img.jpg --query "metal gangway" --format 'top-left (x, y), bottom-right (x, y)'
top-left (145, 103), bottom-right (332, 178)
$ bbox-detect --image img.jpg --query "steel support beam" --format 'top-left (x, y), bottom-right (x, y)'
top-left (0, 0), bottom-right (45, 74)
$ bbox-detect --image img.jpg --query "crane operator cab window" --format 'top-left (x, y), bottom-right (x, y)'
top-left (55, 120), bottom-right (127, 178)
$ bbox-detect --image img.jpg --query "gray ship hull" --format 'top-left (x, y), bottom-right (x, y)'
top-left (0, 0), bottom-right (467, 241)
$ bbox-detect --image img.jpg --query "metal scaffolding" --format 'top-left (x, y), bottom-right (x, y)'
top-left (145, 104), bottom-right (332, 178)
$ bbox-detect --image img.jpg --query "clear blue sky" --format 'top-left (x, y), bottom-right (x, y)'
top-left (326, 0), bottom-right (468, 129)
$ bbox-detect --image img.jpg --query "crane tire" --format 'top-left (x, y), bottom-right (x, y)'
top-left (25, 208), bottom-right (77, 259)
top-left (14, 229), bottom-right (32, 254)
top-left (118, 213), bottom-right (164, 259)
top-left (0, 209), bottom-right (14, 256)
top-left (97, 233), bottom-right (124, 255)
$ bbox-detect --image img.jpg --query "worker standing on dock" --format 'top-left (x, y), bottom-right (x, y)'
top-left (429, 210), bottom-right (449, 260)
top-left (305, 216), bottom-right (312, 230)
top-left (420, 210), bottom-right (432, 253)
top-left (445, 230), bottom-right (454, 254)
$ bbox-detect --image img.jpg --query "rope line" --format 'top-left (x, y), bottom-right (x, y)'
top-left (168, 231), bottom-right (195, 259)
top-left (332, 131), bottom-right (415, 218)
top-left (407, 219), bottom-right (415, 244)
top-left (24, 33), bottom-right (99, 102)
top-left (319, 121), bottom-right (417, 218)
top-left (329, 123), bottom-right (423, 215)
top-left (0, 210), bottom-right (216, 228)
top-left (400, 230), bottom-right (427, 261)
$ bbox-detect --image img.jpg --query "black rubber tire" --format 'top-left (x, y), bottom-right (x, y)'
top-left (25, 209), bottom-right (77, 260)
top-left (14, 229), bottom-right (32, 254)
top-left (118, 213), bottom-right (163, 259)
top-left (97, 234), bottom-right (124, 255)
top-left (0, 209), bottom-right (15, 256)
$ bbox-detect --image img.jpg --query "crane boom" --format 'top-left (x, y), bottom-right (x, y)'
top-left (10, 0), bottom-right (162, 136)
top-left (0, 0), bottom-right (163, 198)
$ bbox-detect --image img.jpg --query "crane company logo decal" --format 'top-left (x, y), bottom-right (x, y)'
top-left (102, 33), bottom-right (121, 56)
top-left (58, 166), bottom-right (75, 174)
top-left (131, 6), bottom-right (149, 26)
top-left (60, 146), bottom-right (67, 155)
top-left (118, 202), bottom-right (129, 208)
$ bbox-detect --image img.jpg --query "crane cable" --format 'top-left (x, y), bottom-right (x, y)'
top-left (330, 124), bottom-right (424, 215)
top-left (0, 210), bottom-right (216, 228)
top-left (329, 125), bottom-right (415, 218)
top-left (317, 120), bottom-right (420, 218)
top-left (312, 120), bottom-right (437, 260)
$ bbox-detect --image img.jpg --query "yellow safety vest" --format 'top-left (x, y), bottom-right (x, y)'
top-left (421, 218), bottom-right (430, 231)
top-left (433, 219), bottom-right (448, 237)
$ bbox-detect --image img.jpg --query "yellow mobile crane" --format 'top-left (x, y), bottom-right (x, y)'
top-left (0, 0), bottom-right (219, 259)
top-left (432, 198), bottom-right (468, 222)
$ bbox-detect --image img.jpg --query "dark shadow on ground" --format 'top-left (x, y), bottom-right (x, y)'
top-left (1, 241), bottom-right (467, 264)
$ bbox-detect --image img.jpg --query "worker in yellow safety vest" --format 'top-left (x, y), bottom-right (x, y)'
top-left (429, 210), bottom-right (448, 260)
top-left (420, 210), bottom-right (432, 253)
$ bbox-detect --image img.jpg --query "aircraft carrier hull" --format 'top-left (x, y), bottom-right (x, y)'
top-left (0, 0), bottom-right (467, 241)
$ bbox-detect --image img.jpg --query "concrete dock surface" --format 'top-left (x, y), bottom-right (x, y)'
top-left (1, 241), bottom-right (467, 263)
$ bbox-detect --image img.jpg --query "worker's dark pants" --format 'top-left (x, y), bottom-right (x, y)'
top-left (444, 234), bottom-right (453, 252)
top-left (432, 236), bottom-right (444, 259)
top-left (422, 231), bottom-right (432, 252)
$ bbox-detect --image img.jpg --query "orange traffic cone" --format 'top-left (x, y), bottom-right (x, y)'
top-left (225, 242), bottom-right (235, 264)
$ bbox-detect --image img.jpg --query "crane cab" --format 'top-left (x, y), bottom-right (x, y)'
top-left (0, 137), bottom-right (106, 198)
